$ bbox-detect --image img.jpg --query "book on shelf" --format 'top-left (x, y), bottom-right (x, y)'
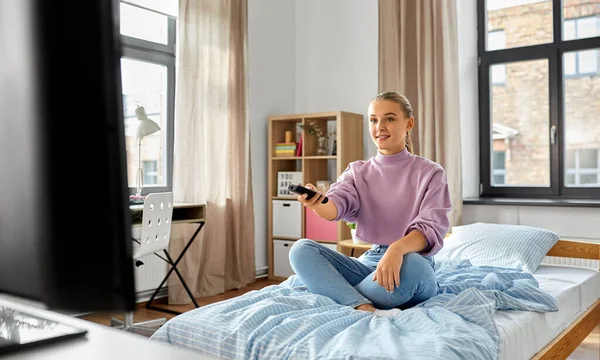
top-left (275, 142), bottom-right (297, 157)
top-left (275, 151), bottom-right (295, 157)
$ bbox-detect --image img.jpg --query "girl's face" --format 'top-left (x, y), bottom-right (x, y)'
top-left (368, 100), bottom-right (414, 155)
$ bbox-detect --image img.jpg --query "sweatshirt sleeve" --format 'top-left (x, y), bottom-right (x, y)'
top-left (325, 164), bottom-right (360, 223)
top-left (405, 167), bottom-right (452, 257)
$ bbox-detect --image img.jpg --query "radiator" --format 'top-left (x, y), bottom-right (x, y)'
top-left (132, 234), bottom-right (168, 301)
top-left (134, 249), bottom-right (168, 293)
top-left (541, 256), bottom-right (599, 269)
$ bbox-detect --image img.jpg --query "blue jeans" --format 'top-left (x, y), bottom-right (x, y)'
top-left (288, 239), bottom-right (438, 310)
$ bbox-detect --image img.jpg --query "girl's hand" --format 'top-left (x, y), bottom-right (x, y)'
top-left (296, 183), bottom-right (325, 208)
top-left (372, 245), bottom-right (406, 292)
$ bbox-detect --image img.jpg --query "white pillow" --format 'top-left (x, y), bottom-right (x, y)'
top-left (434, 222), bottom-right (560, 273)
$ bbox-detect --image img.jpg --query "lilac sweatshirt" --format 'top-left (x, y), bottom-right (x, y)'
top-left (326, 149), bottom-right (452, 257)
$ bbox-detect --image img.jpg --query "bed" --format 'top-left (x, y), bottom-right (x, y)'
top-left (150, 238), bottom-right (600, 360)
top-left (528, 240), bottom-right (600, 359)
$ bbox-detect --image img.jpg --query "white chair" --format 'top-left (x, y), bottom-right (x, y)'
top-left (111, 192), bottom-right (174, 337)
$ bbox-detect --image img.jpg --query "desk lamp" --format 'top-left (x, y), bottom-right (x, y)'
top-left (134, 105), bottom-right (161, 197)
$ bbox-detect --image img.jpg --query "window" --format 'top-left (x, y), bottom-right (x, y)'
top-left (492, 151), bottom-right (506, 185)
top-left (120, 2), bottom-right (169, 44)
top-left (119, 1), bottom-right (176, 195)
top-left (488, 30), bottom-right (506, 85)
top-left (566, 149), bottom-right (600, 187)
top-left (478, 0), bottom-right (600, 199)
top-left (564, 16), bottom-right (600, 76)
top-left (143, 160), bottom-right (159, 185)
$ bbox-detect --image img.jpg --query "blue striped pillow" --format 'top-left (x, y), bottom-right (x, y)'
top-left (434, 222), bottom-right (560, 273)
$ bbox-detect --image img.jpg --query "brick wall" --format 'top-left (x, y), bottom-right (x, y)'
top-left (488, 0), bottom-right (600, 186)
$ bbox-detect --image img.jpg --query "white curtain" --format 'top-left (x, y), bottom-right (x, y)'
top-left (168, 0), bottom-right (255, 303)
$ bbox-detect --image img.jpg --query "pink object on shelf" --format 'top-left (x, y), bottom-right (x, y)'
top-left (305, 207), bottom-right (337, 242)
top-left (295, 134), bottom-right (303, 157)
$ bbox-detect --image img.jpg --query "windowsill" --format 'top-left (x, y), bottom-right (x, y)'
top-left (463, 197), bottom-right (600, 208)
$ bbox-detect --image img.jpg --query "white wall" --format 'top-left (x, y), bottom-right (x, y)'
top-left (294, 0), bottom-right (378, 159)
top-left (248, 0), bottom-right (296, 273)
top-left (248, 0), bottom-right (378, 272)
top-left (463, 205), bottom-right (600, 241)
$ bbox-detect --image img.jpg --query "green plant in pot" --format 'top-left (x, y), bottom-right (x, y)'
top-left (346, 222), bottom-right (358, 242)
top-left (299, 120), bottom-right (328, 155)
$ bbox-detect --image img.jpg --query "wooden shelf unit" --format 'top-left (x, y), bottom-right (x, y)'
top-left (267, 111), bottom-right (364, 281)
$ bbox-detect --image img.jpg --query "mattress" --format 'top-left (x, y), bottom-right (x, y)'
top-left (497, 265), bottom-right (600, 360)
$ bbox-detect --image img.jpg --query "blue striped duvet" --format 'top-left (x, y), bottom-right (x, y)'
top-left (150, 260), bottom-right (557, 360)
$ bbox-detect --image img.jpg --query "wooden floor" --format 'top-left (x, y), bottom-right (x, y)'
top-left (568, 324), bottom-right (599, 360)
top-left (80, 278), bottom-right (599, 359)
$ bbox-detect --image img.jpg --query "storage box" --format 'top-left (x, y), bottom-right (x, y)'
top-left (305, 208), bottom-right (337, 242)
top-left (272, 200), bottom-right (302, 238)
top-left (273, 239), bottom-right (295, 278)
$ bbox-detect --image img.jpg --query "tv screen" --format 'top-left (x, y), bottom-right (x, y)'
top-left (0, 0), bottom-right (135, 313)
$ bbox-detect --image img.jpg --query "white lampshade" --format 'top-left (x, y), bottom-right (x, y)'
top-left (135, 106), bottom-right (161, 138)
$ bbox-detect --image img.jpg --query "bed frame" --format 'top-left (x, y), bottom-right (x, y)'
top-left (531, 239), bottom-right (600, 360)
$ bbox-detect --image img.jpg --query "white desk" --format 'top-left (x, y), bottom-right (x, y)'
top-left (130, 202), bottom-right (205, 225)
top-left (0, 297), bottom-right (217, 359)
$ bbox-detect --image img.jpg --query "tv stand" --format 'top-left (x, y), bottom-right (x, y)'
top-left (0, 297), bottom-right (216, 359)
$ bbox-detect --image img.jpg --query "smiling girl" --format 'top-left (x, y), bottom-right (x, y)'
top-left (289, 91), bottom-right (452, 317)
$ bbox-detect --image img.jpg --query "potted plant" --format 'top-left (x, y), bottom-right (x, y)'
top-left (299, 120), bottom-right (328, 155)
top-left (346, 222), bottom-right (358, 243)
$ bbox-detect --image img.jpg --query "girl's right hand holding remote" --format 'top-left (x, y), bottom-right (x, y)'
top-left (297, 183), bottom-right (325, 208)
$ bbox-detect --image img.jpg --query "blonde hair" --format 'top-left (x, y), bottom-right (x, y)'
top-left (372, 91), bottom-right (414, 153)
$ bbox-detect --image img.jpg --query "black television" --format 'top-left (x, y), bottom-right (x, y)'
top-left (0, 0), bottom-right (135, 317)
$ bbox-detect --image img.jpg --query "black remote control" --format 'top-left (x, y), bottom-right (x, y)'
top-left (288, 184), bottom-right (329, 204)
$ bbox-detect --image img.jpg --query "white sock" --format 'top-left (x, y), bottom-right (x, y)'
top-left (373, 308), bottom-right (402, 317)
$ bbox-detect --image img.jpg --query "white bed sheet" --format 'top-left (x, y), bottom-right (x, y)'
top-left (497, 265), bottom-right (600, 360)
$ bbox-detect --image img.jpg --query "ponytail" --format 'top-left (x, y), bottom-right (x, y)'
top-left (405, 131), bottom-right (413, 153)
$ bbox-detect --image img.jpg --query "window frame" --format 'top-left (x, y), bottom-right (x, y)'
top-left (477, 0), bottom-right (600, 199)
top-left (119, 1), bottom-right (176, 196)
